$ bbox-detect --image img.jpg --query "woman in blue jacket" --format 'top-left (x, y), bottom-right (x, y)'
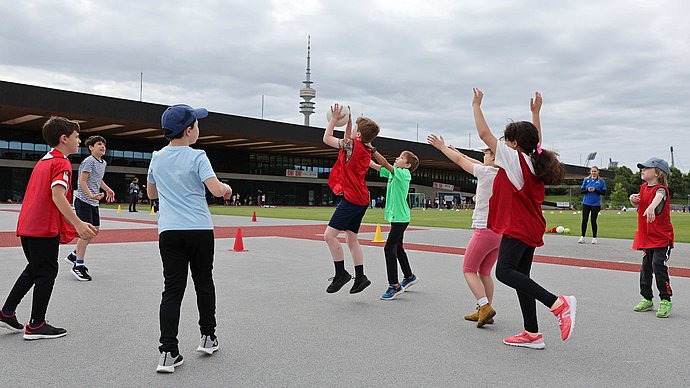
top-left (579, 166), bottom-right (606, 244)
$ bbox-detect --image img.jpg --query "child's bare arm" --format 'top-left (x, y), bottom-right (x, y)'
top-left (79, 172), bottom-right (104, 201)
top-left (530, 91), bottom-right (542, 145)
top-left (369, 160), bottom-right (381, 171)
top-left (427, 134), bottom-right (477, 175)
top-left (643, 191), bottom-right (665, 223)
top-left (344, 108), bottom-right (352, 140)
top-left (51, 185), bottom-right (97, 239)
top-left (204, 177), bottom-right (233, 199)
top-left (373, 151), bottom-right (394, 174)
top-left (472, 88), bottom-right (497, 152)
top-left (147, 182), bottom-right (158, 200)
top-left (100, 181), bottom-right (115, 202)
top-left (323, 104), bottom-right (346, 149)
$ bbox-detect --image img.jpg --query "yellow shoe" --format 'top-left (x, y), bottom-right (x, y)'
top-left (477, 304), bottom-right (496, 328)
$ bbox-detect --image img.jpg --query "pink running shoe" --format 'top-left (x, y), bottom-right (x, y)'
top-left (552, 295), bottom-right (577, 341)
top-left (503, 330), bottom-right (545, 349)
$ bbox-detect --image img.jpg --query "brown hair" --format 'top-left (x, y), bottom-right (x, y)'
top-left (402, 150), bottom-right (419, 173)
top-left (42, 116), bottom-right (80, 147)
top-left (503, 121), bottom-right (564, 185)
top-left (356, 117), bottom-right (380, 143)
top-left (85, 135), bottom-right (106, 148)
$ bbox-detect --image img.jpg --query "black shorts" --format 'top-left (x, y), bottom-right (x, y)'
top-left (74, 197), bottom-right (100, 227)
top-left (328, 198), bottom-right (368, 233)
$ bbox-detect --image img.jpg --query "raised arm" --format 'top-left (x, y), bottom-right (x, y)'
top-left (530, 91), bottom-right (542, 145)
top-left (323, 104), bottom-right (346, 149)
top-left (343, 107), bottom-right (352, 140)
top-left (472, 88), bottom-right (497, 153)
top-left (369, 160), bottom-right (381, 171)
top-left (427, 134), bottom-right (478, 175)
top-left (373, 151), bottom-right (394, 174)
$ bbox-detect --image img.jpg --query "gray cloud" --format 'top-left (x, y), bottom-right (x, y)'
top-left (2, 0), bottom-right (690, 170)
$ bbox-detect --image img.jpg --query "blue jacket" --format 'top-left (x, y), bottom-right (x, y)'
top-left (581, 177), bottom-right (606, 206)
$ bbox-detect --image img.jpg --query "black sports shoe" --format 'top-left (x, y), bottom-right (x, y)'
top-left (71, 265), bottom-right (92, 281)
top-left (64, 251), bottom-right (77, 265)
top-left (23, 322), bottom-right (67, 340)
top-left (0, 312), bottom-right (24, 332)
top-left (326, 271), bottom-right (352, 293)
top-left (350, 275), bottom-right (371, 294)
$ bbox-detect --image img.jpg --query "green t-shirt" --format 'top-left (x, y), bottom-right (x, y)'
top-left (380, 167), bottom-right (412, 223)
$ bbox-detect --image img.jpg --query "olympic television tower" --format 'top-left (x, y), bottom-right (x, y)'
top-left (299, 36), bottom-right (316, 126)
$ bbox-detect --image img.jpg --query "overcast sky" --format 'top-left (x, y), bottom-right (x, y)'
top-left (2, 0), bottom-right (689, 171)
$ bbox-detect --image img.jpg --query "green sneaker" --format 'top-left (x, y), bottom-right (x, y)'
top-left (656, 300), bottom-right (672, 318)
top-left (633, 299), bottom-right (654, 312)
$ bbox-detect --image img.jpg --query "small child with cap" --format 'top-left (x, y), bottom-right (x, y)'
top-left (147, 104), bottom-right (232, 373)
top-left (630, 157), bottom-right (675, 318)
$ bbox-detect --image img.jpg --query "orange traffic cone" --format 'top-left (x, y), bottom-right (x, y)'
top-left (231, 228), bottom-right (248, 252)
top-left (251, 211), bottom-right (257, 222)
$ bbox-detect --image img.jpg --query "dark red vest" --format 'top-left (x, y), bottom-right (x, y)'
top-left (487, 150), bottom-right (546, 247)
top-left (328, 139), bottom-right (371, 206)
top-left (633, 183), bottom-right (674, 249)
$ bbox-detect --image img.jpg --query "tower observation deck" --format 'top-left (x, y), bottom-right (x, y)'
top-left (299, 36), bottom-right (316, 126)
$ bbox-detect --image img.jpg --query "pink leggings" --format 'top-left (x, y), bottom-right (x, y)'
top-left (463, 228), bottom-right (502, 276)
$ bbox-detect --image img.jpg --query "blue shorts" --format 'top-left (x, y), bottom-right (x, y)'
top-left (328, 198), bottom-right (368, 233)
top-left (74, 197), bottom-right (100, 227)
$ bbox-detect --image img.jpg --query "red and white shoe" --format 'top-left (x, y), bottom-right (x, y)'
top-left (503, 330), bottom-right (545, 349)
top-left (552, 295), bottom-right (577, 341)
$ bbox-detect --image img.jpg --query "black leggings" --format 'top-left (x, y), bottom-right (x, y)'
top-left (581, 204), bottom-right (601, 238)
top-left (495, 236), bottom-right (558, 333)
top-left (384, 222), bottom-right (413, 285)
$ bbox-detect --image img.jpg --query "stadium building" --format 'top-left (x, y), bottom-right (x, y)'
top-left (0, 81), bottom-right (609, 207)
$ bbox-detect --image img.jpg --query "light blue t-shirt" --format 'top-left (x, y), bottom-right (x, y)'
top-left (147, 146), bottom-right (216, 233)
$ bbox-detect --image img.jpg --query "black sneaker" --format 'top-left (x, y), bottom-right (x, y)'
top-left (71, 265), bottom-right (92, 281)
top-left (350, 275), bottom-right (371, 294)
top-left (157, 352), bottom-right (184, 373)
top-left (23, 322), bottom-right (67, 340)
top-left (0, 312), bottom-right (24, 332)
top-left (326, 271), bottom-right (352, 293)
top-left (64, 251), bottom-right (77, 265)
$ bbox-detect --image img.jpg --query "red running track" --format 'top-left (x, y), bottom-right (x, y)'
top-left (0, 213), bottom-right (689, 278)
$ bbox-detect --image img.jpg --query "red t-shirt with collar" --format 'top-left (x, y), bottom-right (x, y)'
top-left (16, 149), bottom-right (77, 243)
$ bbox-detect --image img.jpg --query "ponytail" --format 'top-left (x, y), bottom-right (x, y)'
top-left (531, 149), bottom-right (565, 185)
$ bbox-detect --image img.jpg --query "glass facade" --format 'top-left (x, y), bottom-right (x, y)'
top-left (0, 129), bottom-right (476, 206)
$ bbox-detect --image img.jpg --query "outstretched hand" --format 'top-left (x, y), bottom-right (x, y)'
top-left (427, 134), bottom-right (446, 150)
top-left (330, 103), bottom-right (346, 123)
top-left (530, 91), bottom-right (542, 114)
top-left (472, 88), bottom-right (484, 107)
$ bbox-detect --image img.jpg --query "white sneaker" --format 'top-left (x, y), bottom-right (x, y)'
top-left (196, 335), bottom-right (219, 355)
top-left (591, 238), bottom-right (598, 244)
top-left (577, 236), bottom-right (585, 244)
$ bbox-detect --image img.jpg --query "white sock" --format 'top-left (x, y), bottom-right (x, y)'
top-left (477, 297), bottom-right (489, 306)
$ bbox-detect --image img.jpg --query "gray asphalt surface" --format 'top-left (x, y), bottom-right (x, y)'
top-left (1, 206), bottom-right (689, 387)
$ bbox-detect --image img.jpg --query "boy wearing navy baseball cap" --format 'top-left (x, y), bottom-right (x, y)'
top-left (147, 104), bottom-right (232, 372)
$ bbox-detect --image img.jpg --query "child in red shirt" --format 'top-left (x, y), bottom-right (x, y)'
top-left (473, 88), bottom-right (576, 350)
top-left (323, 104), bottom-right (380, 294)
top-left (0, 117), bottom-right (97, 340)
top-left (630, 157), bottom-right (674, 318)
